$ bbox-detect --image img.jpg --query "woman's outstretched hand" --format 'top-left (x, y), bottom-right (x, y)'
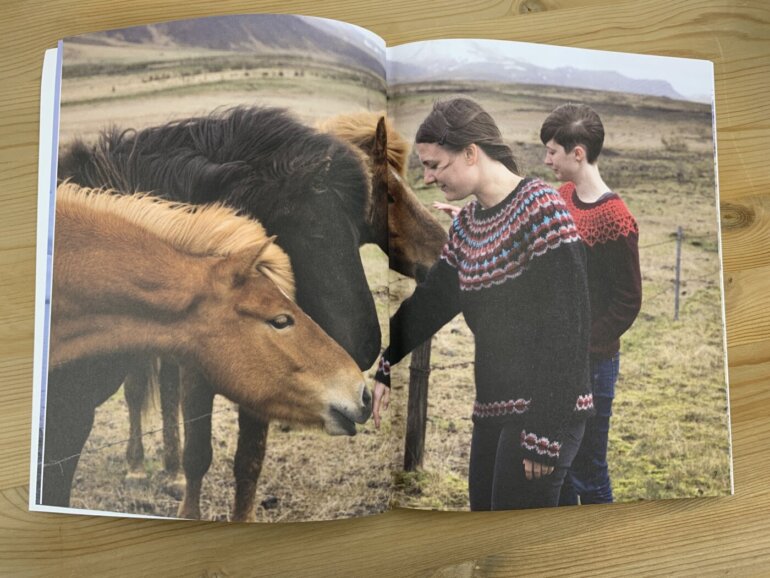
top-left (432, 201), bottom-right (462, 219)
top-left (372, 381), bottom-right (390, 429)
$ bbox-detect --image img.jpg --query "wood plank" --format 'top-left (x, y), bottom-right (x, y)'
top-left (1, 0), bottom-right (769, 575)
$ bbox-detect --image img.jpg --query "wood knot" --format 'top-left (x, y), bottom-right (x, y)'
top-left (517, 0), bottom-right (546, 14)
top-left (721, 202), bottom-right (755, 230)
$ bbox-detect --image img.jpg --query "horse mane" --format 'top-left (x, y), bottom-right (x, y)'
top-left (317, 112), bottom-right (410, 176)
top-left (56, 182), bottom-right (295, 299)
top-left (59, 106), bottom-right (372, 236)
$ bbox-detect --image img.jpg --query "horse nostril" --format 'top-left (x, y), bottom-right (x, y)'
top-left (361, 386), bottom-right (372, 408)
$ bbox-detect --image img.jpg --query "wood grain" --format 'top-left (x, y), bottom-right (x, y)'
top-left (2, 0), bottom-right (769, 575)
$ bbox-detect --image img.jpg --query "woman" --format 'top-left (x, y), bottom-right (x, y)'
top-left (373, 97), bottom-right (594, 510)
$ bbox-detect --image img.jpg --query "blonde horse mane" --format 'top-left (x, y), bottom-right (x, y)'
top-left (56, 182), bottom-right (295, 299)
top-left (317, 112), bottom-right (410, 176)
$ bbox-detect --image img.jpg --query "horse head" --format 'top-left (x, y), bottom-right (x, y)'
top-left (318, 112), bottom-right (447, 280)
top-left (199, 245), bottom-right (372, 434)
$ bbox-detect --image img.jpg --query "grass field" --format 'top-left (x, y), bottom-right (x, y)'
top-left (52, 47), bottom-right (731, 521)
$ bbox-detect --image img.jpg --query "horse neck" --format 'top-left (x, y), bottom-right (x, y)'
top-left (49, 208), bottom-right (212, 368)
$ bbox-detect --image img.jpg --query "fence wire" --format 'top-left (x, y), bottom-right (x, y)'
top-left (40, 405), bottom-right (233, 471)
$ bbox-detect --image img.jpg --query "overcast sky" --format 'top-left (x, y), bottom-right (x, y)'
top-left (388, 38), bottom-right (713, 102)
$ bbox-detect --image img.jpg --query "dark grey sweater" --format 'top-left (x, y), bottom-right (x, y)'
top-left (376, 178), bottom-right (593, 465)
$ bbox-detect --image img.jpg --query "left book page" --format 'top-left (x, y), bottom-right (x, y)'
top-left (30, 13), bottom-right (393, 523)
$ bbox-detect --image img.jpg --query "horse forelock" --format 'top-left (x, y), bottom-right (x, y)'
top-left (317, 111), bottom-right (411, 176)
top-left (56, 182), bottom-right (295, 299)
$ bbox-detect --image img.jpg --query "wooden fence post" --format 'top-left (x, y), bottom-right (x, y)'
top-left (404, 338), bottom-right (432, 471)
top-left (674, 226), bottom-right (683, 320)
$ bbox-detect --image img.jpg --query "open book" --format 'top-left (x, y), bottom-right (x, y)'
top-left (31, 13), bottom-right (731, 522)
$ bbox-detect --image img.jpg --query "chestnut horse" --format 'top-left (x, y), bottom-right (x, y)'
top-left (318, 111), bottom-right (446, 279)
top-left (40, 184), bottom-right (371, 509)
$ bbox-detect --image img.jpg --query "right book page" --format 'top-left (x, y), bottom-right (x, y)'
top-left (385, 38), bottom-right (731, 511)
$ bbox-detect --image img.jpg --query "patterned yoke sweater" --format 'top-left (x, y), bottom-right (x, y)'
top-left (375, 177), bottom-right (594, 466)
top-left (557, 182), bottom-right (642, 358)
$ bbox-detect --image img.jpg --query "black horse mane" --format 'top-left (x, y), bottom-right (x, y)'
top-left (58, 106), bottom-right (372, 234)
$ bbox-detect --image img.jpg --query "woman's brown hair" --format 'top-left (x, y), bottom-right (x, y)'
top-left (415, 97), bottom-right (519, 174)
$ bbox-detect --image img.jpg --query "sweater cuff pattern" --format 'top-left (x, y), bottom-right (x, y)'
top-left (374, 356), bottom-right (391, 387)
top-left (575, 393), bottom-right (594, 412)
top-left (473, 398), bottom-right (531, 418)
top-left (520, 430), bottom-right (561, 460)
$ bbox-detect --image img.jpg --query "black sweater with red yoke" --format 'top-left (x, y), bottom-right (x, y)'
top-left (375, 177), bottom-right (593, 466)
top-left (557, 182), bottom-right (642, 358)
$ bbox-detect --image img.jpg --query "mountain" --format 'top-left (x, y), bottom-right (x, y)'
top-left (389, 52), bottom-right (686, 101)
top-left (70, 14), bottom-right (385, 78)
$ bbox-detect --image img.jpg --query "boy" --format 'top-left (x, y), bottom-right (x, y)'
top-left (540, 103), bottom-right (642, 505)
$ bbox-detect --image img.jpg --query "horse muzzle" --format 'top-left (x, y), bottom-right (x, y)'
top-left (323, 383), bottom-right (372, 436)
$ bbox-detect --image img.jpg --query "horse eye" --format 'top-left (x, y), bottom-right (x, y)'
top-left (269, 314), bottom-right (294, 330)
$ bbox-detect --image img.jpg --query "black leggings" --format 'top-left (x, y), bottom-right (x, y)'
top-left (469, 419), bottom-right (586, 511)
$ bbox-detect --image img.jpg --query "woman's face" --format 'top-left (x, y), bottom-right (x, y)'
top-left (415, 142), bottom-right (474, 203)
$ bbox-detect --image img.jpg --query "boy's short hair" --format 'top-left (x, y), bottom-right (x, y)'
top-left (540, 104), bottom-right (604, 164)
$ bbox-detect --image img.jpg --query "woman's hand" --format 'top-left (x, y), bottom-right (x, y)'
top-left (372, 380), bottom-right (390, 429)
top-left (522, 459), bottom-right (554, 480)
top-left (432, 201), bottom-right (462, 219)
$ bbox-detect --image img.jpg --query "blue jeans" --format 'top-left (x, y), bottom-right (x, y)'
top-left (559, 352), bottom-right (620, 505)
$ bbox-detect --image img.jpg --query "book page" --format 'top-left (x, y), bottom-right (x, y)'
top-left (385, 38), bottom-right (731, 511)
top-left (31, 14), bottom-right (393, 523)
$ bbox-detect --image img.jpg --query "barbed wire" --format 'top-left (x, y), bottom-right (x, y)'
top-left (640, 233), bottom-right (717, 250)
top-left (687, 268), bottom-right (723, 284)
top-left (40, 406), bottom-right (234, 472)
top-left (640, 239), bottom-right (677, 249)
top-left (686, 233), bottom-right (718, 241)
top-left (643, 268), bottom-right (722, 304)
top-left (429, 360), bottom-right (474, 371)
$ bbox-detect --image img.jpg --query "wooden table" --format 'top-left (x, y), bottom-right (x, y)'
top-left (1, 0), bottom-right (768, 575)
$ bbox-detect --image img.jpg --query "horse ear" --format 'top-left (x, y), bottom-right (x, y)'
top-left (253, 235), bottom-right (278, 262)
top-left (226, 237), bottom-right (277, 288)
top-left (227, 249), bottom-right (256, 288)
top-left (373, 117), bottom-right (387, 161)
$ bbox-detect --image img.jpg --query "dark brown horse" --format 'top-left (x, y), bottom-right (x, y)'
top-left (221, 112), bottom-right (448, 521)
top-left (60, 108), bottom-right (447, 520)
top-left (41, 184), bottom-right (371, 509)
top-left (210, 113), bottom-right (449, 520)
